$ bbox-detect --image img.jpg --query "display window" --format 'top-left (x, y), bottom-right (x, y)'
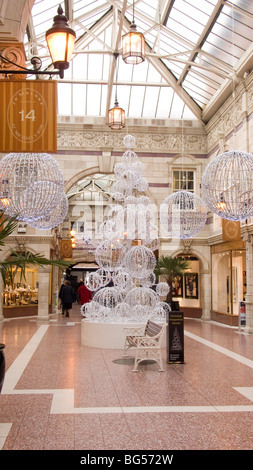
top-left (2, 267), bottom-right (38, 308)
top-left (211, 244), bottom-right (246, 315)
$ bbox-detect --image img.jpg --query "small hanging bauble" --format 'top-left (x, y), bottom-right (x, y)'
top-left (123, 134), bottom-right (136, 149)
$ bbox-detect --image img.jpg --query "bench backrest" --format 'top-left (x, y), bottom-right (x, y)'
top-left (145, 319), bottom-right (163, 337)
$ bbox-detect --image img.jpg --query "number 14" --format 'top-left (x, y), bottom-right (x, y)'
top-left (19, 110), bottom-right (36, 121)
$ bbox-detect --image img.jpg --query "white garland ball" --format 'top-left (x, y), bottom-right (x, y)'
top-left (123, 134), bottom-right (136, 148)
top-left (156, 282), bottom-right (170, 297)
top-left (84, 271), bottom-right (101, 291)
top-left (0, 152), bottom-right (64, 221)
top-left (124, 245), bottom-right (156, 279)
top-left (201, 150), bottom-right (253, 221)
top-left (125, 286), bottom-right (158, 309)
top-left (95, 239), bottom-right (127, 271)
top-left (93, 287), bottom-right (123, 309)
top-left (160, 190), bottom-right (207, 239)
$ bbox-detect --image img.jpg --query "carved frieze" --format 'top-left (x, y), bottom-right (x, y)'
top-left (57, 130), bottom-right (207, 153)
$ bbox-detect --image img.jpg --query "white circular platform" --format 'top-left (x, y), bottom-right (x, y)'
top-left (81, 319), bottom-right (166, 349)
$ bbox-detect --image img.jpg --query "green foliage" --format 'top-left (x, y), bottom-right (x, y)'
top-left (154, 255), bottom-right (190, 302)
top-left (0, 211), bottom-right (70, 286)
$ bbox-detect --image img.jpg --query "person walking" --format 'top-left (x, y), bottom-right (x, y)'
top-left (59, 280), bottom-right (66, 315)
top-left (77, 281), bottom-right (92, 306)
top-left (59, 280), bottom-right (76, 317)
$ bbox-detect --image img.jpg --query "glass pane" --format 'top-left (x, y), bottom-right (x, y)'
top-left (142, 87), bottom-right (160, 118)
top-left (57, 83), bottom-right (71, 114)
top-left (73, 84), bottom-right (86, 115)
top-left (128, 86), bottom-right (146, 117)
top-left (86, 84), bottom-right (101, 115)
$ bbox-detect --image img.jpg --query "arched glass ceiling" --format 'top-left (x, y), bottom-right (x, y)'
top-left (25, 0), bottom-right (253, 123)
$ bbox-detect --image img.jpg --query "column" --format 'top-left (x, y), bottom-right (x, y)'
top-left (201, 270), bottom-right (211, 321)
top-left (37, 267), bottom-right (51, 321)
top-left (51, 265), bottom-right (59, 314)
top-left (244, 234), bottom-right (253, 334)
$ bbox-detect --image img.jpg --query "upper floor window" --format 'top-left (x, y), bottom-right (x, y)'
top-left (173, 170), bottom-right (194, 192)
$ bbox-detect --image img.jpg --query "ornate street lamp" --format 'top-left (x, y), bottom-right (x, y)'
top-left (46, 4), bottom-right (76, 79)
top-left (0, 5), bottom-right (75, 79)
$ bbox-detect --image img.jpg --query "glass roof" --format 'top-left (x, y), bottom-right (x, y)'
top-left (24, 0), bottom-right (253, 123)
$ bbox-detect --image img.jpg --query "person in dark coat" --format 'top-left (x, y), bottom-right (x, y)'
top-left (59, 280), bottom-right (66, 314)
top-left (59, 280), bottom-right (76, 317)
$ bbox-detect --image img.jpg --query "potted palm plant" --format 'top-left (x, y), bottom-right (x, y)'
top-left (0, 210), bottom-right (70, 393)
top-left (154, 255), bottom-right (190, 310)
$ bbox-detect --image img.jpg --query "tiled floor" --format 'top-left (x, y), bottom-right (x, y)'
top-left (0, 303), bottom-right (253, 451)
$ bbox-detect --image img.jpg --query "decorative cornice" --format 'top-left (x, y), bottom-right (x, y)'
top-left (57, 129), bottom-right (207, 154)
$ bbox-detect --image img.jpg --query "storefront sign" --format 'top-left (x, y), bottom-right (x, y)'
top-left (60, 239), bottom-right (73, 259)
top-left (222, 219), bottom-right (241, 241)
top-left (166, 311), bottom-right (184, 363)
top-left (0, 80), bottom-right (57, 152)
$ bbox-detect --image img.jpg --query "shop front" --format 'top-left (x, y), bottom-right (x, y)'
top-left (211, 240), bottom-right (246, 326)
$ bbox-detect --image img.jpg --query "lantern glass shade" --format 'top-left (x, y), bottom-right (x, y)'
top-left (46, 5), bottom-right (76, 76)
top-left (122, 23), bottom-right (145, 64)
top-left (108, 101), bottom-right (125, 129)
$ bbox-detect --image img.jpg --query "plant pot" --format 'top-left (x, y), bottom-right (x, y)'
top-left (0, 344), bottom-right (6, 394)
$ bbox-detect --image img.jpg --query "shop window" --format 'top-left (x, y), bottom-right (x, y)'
top-left (172, 256), bottom-right (200, 308)
top-left (211, 247), bottom-right (246, 315)
top-left (2, 266), bottom-right (38, 308)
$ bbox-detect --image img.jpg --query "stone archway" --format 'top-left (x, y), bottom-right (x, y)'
top-left (170, 248), bottom-right (211, 321)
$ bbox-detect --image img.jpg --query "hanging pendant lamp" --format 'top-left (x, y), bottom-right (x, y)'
top-left (108, 53), bottom-right (125, 129)
top-left (122, 1), bottom-right (145, 64)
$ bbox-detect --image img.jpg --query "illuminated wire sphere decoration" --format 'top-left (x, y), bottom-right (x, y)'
top-left (95, 268), bottom-right (112, 287)
top-left (160, 190), bottom-right (207, 239)
top-left (0, 153), bottom-right (64, 222)
top-left (123, 134), bottom-right (136, 148)
top-left (201, 150), bottom-right (253, 221)
top-left (156, 282), bottom-right (170, 297)
top-left (124, 245), bottom-right (156, 279)
top-left (93, 287), bottom-right (123, 309)
top-left (29, 194), bottom-right (68, 230)
top-left (125, 287), bottom-right (158, 309)
top-left (95, 239), bottom-right (127, 271)
top-left (112, 267), bottom-right (134, 292)
top-left (84, 272), bottom-right (101, 291)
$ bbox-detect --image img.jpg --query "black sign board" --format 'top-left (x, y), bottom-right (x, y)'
top-left (166, 311), bottom-right (184, 363)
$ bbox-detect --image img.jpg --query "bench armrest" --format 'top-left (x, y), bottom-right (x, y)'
top-left (123, 325), bottom-right (146, 336)
top-left (136, 336), bottom-right (160, 348)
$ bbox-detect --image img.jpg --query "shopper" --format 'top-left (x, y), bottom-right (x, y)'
top-left (58, 280), bottom-right (66, 315)
top-left (77, 281), bottom-right (92, 306)
top-left (59, 280), bottom-right (76, 317)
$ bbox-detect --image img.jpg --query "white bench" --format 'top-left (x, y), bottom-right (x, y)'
top-left (122, 319), bottom-right (167, 372)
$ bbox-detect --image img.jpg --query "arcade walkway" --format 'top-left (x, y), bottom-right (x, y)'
top-left (0, 303), bottom-right (253, 451)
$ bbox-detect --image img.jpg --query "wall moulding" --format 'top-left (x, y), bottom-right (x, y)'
top-left (57, 128), bottom-right (207, 154)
